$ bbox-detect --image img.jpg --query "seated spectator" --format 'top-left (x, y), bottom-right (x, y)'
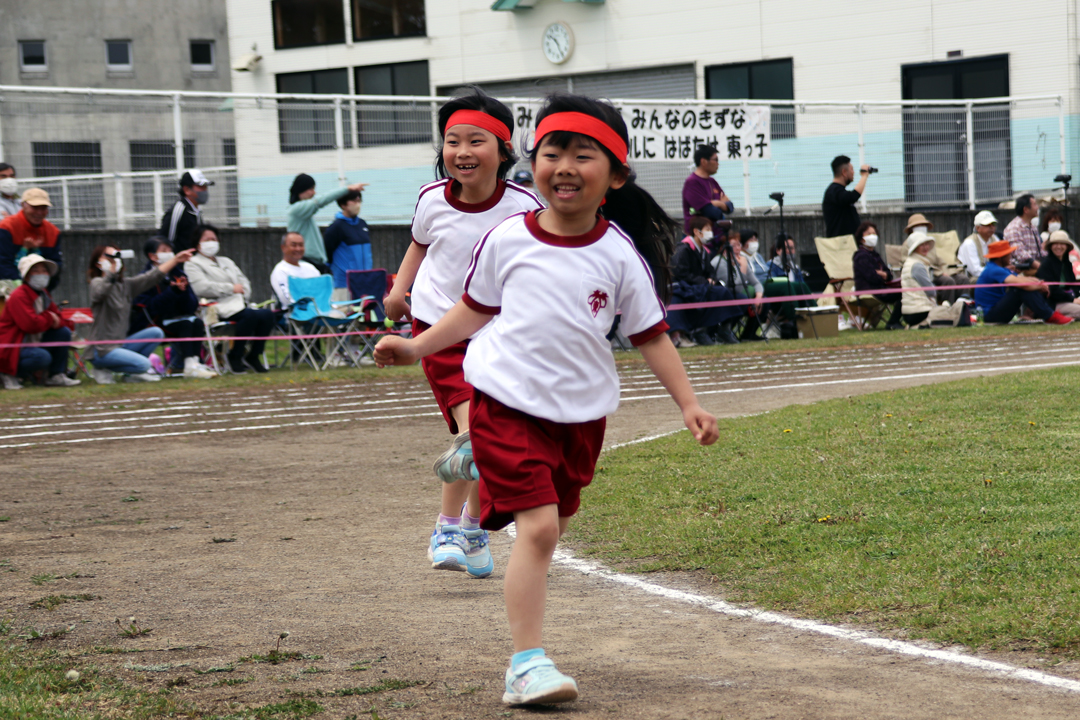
top-left (1036, 230), bottom-right (1080, 319)
top-left (0, 254), bottom-right (79, 390)
top-left (0, 164), bottom-right (20, 219)
top-left (712, 230), bottom-right (764, 340)
top-left (186, 224), bottom-right (276, 374)
top-left (271, 232), bottom-right (321, 309)
top-left (959, 211), bottom-right (997, 279)
top-left (903, 212), bottom-right (967, 304)
top-left (0, 188), bottom-right (62, 287)
top-left (1039, 207), bottom-right (1064, 244)
top-left (1003, 194), bottom-right (1043, 264)
top-left (852, 221), bottom-right (903, 329)
top-left (286, 174), bottom-right (368, 269)
top-left (739, 228), bottom-right (770, 285)
top-left (87, 245), bottom-right (195, 384)
top-left (668, 217), bottom-right (743, 346)
top-left (763, 233), bottom-right (814, 332)
top-left (900, 233), bottom-right (937, 327)
top-left (129, 237), bottom-right (217, 379)
top-left (975, 240), bottom-right (1071, 325)
top-left (323, 190), bottom-right (371, 294)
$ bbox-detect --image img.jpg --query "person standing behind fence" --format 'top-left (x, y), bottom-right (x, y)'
top-left (160, 170), bottom-right (213, 253)
top-left (286, 174), bottom-right (368, 271)
top-left (0, 254), bottom-right (79, 390)
top-left (1003, 194), bottom-right (1043, 264)
top-left (0, 164), bottom-right (20, 218)
top-left (322, 189), bottom-right (371, 293)
top-left (0, 188), bottom-right (63, 289)
top-left (822, 155), bottom-right (871, 238)
top-left (681, 144), bottom-right (733, 235)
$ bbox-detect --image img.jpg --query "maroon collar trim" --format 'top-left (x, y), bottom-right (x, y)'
top-left (443, 179), bottom-right (506, 213)
top-left (524, 210), bottom-right (608, 248)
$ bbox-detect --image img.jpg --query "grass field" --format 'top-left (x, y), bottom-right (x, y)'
top-left (572, 365), bottom-right (1080, 660)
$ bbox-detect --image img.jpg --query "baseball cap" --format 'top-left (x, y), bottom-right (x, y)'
top-left (179, 169), bottom-right (214, 188)
top-left (973, 210), bottom-right (998, 227)
top-left (512, 170), bottom-right (533, 184)
top-left (21, 188), bottom-right (52, 207)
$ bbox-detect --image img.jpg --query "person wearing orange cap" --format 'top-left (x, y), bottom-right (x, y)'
top-left (974, 239), bottom-right (1071, 325)
top-left (0, 188), bottom-right (62, 285)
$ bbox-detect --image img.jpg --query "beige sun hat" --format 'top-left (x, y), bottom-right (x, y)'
top-left (1043, 229), bottom-right (1078, 253)
top-left (905, 213), bottom-right (935, 233)
top-left (17, 253), bottom-right (58, 279)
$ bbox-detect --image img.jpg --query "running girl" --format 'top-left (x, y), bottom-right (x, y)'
top-left (383, 88), bottom-right (543, 579)
top-left (375, 94), bottom-right (718, 706)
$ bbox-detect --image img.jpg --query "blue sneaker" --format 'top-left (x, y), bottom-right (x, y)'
top-left (428, 524), bottom-right (467, 571)
top-left (433, 431), bottom-right (479, 483)
top-left (503, 656), bottom-right (578, 705)
top-left (462, 527), bottom-right (494, 578)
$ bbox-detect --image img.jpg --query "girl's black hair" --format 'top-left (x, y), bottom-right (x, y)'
top-left (527, 94), bottom-right (676, 301)
top-left (435, 87), bottom-right (517, 181)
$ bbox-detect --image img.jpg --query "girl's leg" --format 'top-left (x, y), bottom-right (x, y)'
top-left (122, 327), bottom-right (165, 357)
top-left (505, 504), bottom-right (561, 652)
top-left (93, 348), bottom-right (151, 375)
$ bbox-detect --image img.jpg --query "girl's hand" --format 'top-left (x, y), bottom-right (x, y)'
top-left (383, 292), bottom-right (412, 322)
top-left (682, 403), bottom-right (719, 446)
top-left (373, 336), bottom-right (418, 368)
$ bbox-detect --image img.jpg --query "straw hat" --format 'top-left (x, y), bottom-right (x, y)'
top-left (905, 213), bottom-right (935, 233)
top-left (906, 231), bottom-right (935, 255)
top-left (985, 240), bottom-right (1017, 259)
top-left (17, 253), bottom-right (58, 279)
top-left (1043, 229), bottom-right (1078, 253)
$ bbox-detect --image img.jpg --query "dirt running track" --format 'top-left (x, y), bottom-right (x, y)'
top-left (4, 333), bottom-right (1080, 719)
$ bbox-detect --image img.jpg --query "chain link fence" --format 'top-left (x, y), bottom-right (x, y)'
top-left (0, 86), bottom-right (1069, 230)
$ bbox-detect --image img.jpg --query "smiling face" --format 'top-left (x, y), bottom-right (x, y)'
top-left (1051, 242), bottom-right (1070, 259)
top-left (442, 123), bottom-right (506, 201)
top-left (533, 134), bottom-right (626, 230)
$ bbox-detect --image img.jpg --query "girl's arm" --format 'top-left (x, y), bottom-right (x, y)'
top-left (637, 332), bottom-right (719, 446)
top-left (384, 242), bottom-right (427, 322)
top-left (373, 299), bottom-right (492, 367)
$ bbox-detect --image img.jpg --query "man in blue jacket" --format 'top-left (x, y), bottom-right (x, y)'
top-left (322, 189), bottom-right (371, 292)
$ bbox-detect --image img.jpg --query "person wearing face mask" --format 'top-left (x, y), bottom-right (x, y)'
top-left (738, 229), bottom-right (770, 286)
top-left (852, 221), bottom-right (903, 330)
top-left (668, 217), bottom-right (743, 346)
top-left (287, 173), bottom-right (368, 270)
top-left (0, 188), bottom-right (63, 286)
top-left (128, 237), bottom-right (217, 379)
top-left (0, 254), bottom-right (79, 390)
top-left (86, 244), bottom-right (196, 384)
top-left (159, 169), bottom-right (214, 253)
top-left (712, 231), bottom-right (764, 340)
top-left (185, 224), bottom-right (276, 374)
top-left (959, 211), bottom-right (998, 279)
top-left (1002, 194), bottom-right (1043, 264)
top-left (322, 189), bottom-right (372, 293)
top-left (1039, 207), bottom-right (1064, 244)
top-left (0, 163), bottom-right (20, 218)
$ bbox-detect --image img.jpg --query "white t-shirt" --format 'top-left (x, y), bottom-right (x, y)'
top-left (410, 178), bottom-right (542, 327)
top-left (270, 259), bottom-right (321, 308)
top-left (958, 234), bottom-right (990, 278)
top-left (462, 210), bottom-right (668, 424)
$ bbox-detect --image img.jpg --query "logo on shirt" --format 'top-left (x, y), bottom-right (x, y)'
top-left (587, 289), bottom-right (609, 317)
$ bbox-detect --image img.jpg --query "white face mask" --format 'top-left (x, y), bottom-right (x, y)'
top-left (746, 241), bottom-right (759, 255)
top-left (0, 178), bottom-right (17, 195)
top-left (700, 230), bottom-right (714, 242)
top-left (155, 251), bottom-right (175, 265)
top-left (200, 240), bottom-right (219, 257)
top-left (863, 234), bottom-right (879, 248)
top-left (1031, 216), bottom-right (1040, 228)
top-left (913, 225), bottom-right (931, 235)
top-left (99, 258), bottom-right (119, 273)
top-left (1048, 222), bottom-right (1062, 233)
top-left (27, 273), bottom-right (49, 290)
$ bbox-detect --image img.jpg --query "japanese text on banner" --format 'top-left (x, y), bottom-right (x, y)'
top-left (511, 103), bottom-right (771, 162)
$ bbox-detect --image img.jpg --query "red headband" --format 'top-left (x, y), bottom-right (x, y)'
top-left (533, 112), bottom-right (628, 164)
top-left (445, 109), bottom-right (512, 142)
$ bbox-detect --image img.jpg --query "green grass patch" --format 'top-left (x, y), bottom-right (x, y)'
top-left (29, 594), bottom-right (98, 611)
top-left (574, 365), bottom-right (1080, 658)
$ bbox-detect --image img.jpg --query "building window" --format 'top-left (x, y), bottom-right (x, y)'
top-left (352, 0), bottom-right (425, 41)
top-left (19, 41), bottom-right (47, 72)
top-left (901, 54), bottom-right (1010, 205)
top-left (222, 138), bottom-right (240, 223)
top-left (272, 0), bottom-right (345, 49)
top-left (190, 40), bottom-right (215, 72)
top-left (32, 142), bottom-right (106, 228)
top-left (354, 61), bottom-right (430, 146)
top-left (705, 59), bottom-right (794, 140)
top-left (129, 140), bottom-right (196, 217)
top-left (105, 40), bottom-right (133, 72)
top-left (276, 68), bottom-right (352, 153)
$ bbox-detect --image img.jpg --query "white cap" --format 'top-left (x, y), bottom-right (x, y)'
top-left (974, 210), bottom-right (998, 227)
top-left (179, 169), bottom-right (214, 187)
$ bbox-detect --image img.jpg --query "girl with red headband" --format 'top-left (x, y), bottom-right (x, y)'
top-left (384, 88), bottom-right (543, 580)
top-left (375, 94), bottom-right (718, 706)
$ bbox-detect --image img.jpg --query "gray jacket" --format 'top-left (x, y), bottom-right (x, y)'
top-left (711, 254), bottom-right (763, 296)
top-left (186, 252), bottom-right (252, 318)
top-left (89, 268), bottom-right (164, 357)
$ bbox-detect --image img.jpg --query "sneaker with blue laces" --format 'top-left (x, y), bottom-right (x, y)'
top-left (462, 526), bottom-right (494, 578)
top-left (503, 656), bottom-right (578, 705)
top-left (432, 431), bottom-right (479, 483)
top-left (428, 524), bottom-right (467, 571)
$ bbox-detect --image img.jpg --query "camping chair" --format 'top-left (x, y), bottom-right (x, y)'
top-left (927, 230), bottom-right (964, 279)
top-left (813, 234), bottom-right (878, 330)
top-left (60, 307), bottom-right (95, 380)
top-left (199, 304), bottom-right (237, 375)
top-left (346, 269), bottom-right (398, 362)
top-left (286, 275), bottom-right (362, 370)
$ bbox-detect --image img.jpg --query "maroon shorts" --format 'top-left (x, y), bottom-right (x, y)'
top-left (413, 319), bottom-right (472, 434)
top-left (469, 389), bottom-right (606, 531)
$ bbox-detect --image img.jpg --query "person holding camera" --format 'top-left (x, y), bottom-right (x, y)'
top-left (822, 155), bottom-right (872, 238)
top-left (86, 244), bottom-right (195, 384)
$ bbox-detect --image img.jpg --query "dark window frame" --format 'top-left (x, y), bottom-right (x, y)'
top-left (272, 0), bottom-right (347, 50)
top-left (190, 39), bottom-right (216, 71)
top-left (19, 40), bottom-right (47, 71)
top-left (105, 40), bottom-right (133, 71)
top-left (351, 0), bottom-right (427, 43)
top-left (704, 58), bottom-right (795, 140)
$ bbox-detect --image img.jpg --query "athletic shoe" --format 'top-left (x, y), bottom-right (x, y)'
top-left (428, 524), bottom-right (468, 571)
top-left (227, 355), bottom-right (248, 374)
top-left (432, 431), bottom-right (479, 483)
top-left (1047, 311), bottom-right (1074, 325)
top-left (358, 355), bottom-right (377, 367)
top-left (462, 526), bottom-right (494, 578)
top-left (45, 373), bottom-right (80, 387)
top-left (0, 373), bottom-right (22, 390)
top-left (123, 372), bottom-right (161, 383)
top-left (503, 656), bottom-right (579, 705)
top-left (89, 367), bottom-right (115, 385)
top-left (244, 355), bottom-right (269, 373)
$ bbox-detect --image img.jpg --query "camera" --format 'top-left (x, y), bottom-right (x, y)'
top-left (107, 250), bottom-right (135, 260)
top-left (1014, 258), bottom-right (1035, 271)
top-left (1055, 174), bottom-right (1072, 184)
top-left (769, 191), bottom-right (785, 202)
top-left (865, 166), bottom-right (879, 174)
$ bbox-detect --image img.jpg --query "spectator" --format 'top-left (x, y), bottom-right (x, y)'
top-left (852, 221), bottom-right (903, 329)
top-left (87, 244), bottom-right (195, 384)
top-left (186, 224), bottom-right (276, 374)
top-left (975, 240), bottom-right (1070, 325)
top-left (0, 254), bottom-right (79, 390)
top-left (322, 189), bottom-right (371, 293)
top-left (903, 213), bottom-right (965, 305)
top-left (1036, 230), bottom-right (1080, 319)
top-left (128, 237), bottom-right (217, 379)
top-left (1039, 206), bottom-right (1064, 243)
top-left (959, 211), bottom-right (997, 279)
top-left (1003, 194), bottom-right (1043, 264)
top-left (764, 232), bottom-right (815, 332)
top-left (715, 231), bottom-right (764, 341)
top-left (0, 188), bottom-right (63, 286)
top-left (682, 144), bottom-right (733, 234)
top-left (512, 169), bottom-right (535, 189)
top-left (286, 174), bottom-right (368, 269)
top-left (668, 216), bottom-right (743, 346)
top-left (822, 155), bottom-right (870, 237)
top-left (0, 164), bottom-right (19, 218)
top-left (738, 228), bottom-right (770, 285)
top-left (160, 169), bottom-right (213, 253)
top-left (270, 232), bottom-right (320, 309)
top-left (900, 232), bottom-right (937, 327)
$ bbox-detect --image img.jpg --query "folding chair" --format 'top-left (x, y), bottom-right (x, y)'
top-left (286, 275), bottom-right (362, 370)
top-left (60, 307), bottom-right (95, 380)
top-left (346, 269), bottom-right (398, 362)
top-left (813, 234), bottom-right (878, 330)
top-left (927, 230), bottom-right (966, 281)
top-left (201, 313), bottom-right (237, 375)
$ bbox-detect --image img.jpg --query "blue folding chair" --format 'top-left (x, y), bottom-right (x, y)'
top-left (286, 275), bottom-right (362, 370)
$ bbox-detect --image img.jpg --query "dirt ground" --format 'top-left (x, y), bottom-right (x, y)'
top-left (3, 334), bottom-right (1080, 719)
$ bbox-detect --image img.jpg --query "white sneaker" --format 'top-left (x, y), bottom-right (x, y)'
top-left (183, 356), bottom-right (218, 379)
top-left (123, 372), bottom-right (161, 383)
top-left (45, 373), bottom-right (80, 387)
top-left (358, 355), bottom-right (376, 367)
top-left (1, 373), bottom-right (22, 390)
top-left (89, 367), bottom-right (115, 385)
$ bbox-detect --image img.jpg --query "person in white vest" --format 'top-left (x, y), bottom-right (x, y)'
top-left (958, 211), bottom-right (997, 279)
top-left (900, 232), bottom-right (937, 327)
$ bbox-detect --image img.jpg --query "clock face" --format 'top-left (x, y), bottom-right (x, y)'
top-left (543, 22), bottom-right (573, 65)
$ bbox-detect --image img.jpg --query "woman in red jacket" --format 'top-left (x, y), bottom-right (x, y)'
top-left (0, 254), bottom-right (79, 390)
